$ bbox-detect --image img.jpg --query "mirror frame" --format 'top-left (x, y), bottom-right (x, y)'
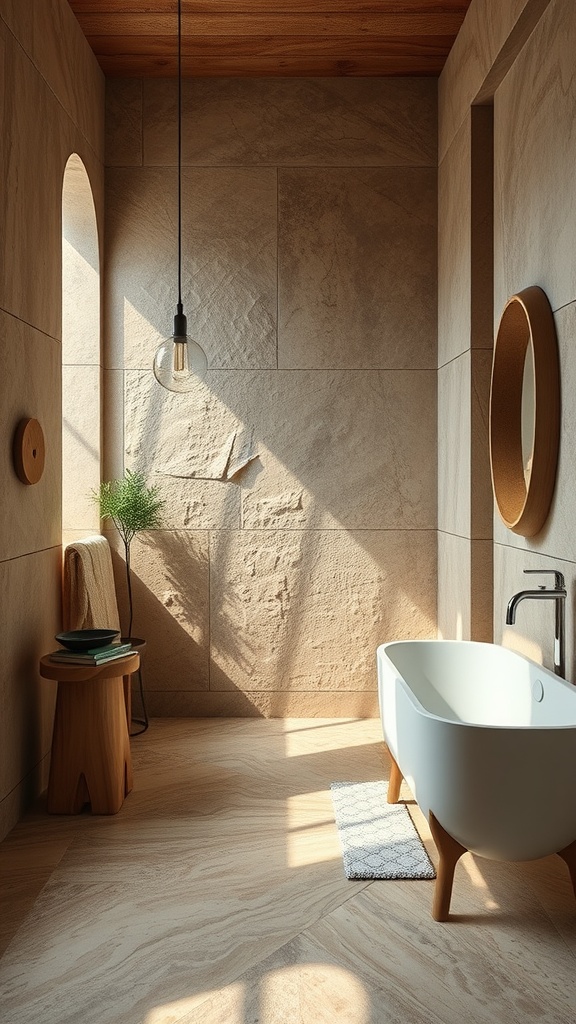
top-left (489, 286), bottom-right (560, 537)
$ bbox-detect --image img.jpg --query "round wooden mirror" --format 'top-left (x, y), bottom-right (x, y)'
top-left (489, 286), bottom-right (560, 537)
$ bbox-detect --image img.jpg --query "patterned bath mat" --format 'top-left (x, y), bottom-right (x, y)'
top-left (330, 781), bottom-right (436, 880)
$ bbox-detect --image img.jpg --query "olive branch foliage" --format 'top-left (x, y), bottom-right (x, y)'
top-left (91, 470), bottom-right (165, 637)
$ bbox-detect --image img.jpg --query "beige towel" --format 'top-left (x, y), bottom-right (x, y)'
top-left (63, 535), bottom-right (121, 632)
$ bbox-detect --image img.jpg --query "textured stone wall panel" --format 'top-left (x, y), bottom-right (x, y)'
top-left (124, 368), bottom-right (436, 534)
top-left (106, 166), bottom-right (277, 372)
top-left (109, 77), bottom-right (438, 714)
top-left (279, 167), bottom-right (437, 370)
top-left (210, 529), bottom-right (436, 692)
top-left (108, 530), bottom-right (210, 693)
top-left (143, 78), bottom-right (437, 169)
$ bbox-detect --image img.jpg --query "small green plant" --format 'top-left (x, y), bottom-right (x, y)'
top-left (92, 470), bottom-right (165, 637)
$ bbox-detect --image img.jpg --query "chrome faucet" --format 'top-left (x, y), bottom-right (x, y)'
top-left (505, 569), bottom-right (567, 678)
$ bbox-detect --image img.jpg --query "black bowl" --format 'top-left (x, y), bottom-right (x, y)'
top-left (55, 629), bottom-right (120, 652)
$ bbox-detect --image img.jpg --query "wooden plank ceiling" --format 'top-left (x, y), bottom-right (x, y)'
top-left (68, 1), bottom-right (474, 77)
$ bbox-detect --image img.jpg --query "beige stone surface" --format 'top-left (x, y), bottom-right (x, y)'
top-left (61, 530), bottom-right (99, 549)
top-left (145, 691), bottom-right (380, 718)
top-left (279, 167), bottom-right (436, 370)
top-left (0, 312), bottom-right (62, 562)
top-left (436, 348), bottom-right (492, 640)
top-left (30, 0), bottom-right (105, 163)
top-left (4, 719), bottom-right (576, 1023)
top-left (0, 23), bottom-right (66, 339)
top-left (0, 49), bottom-right (100, 337)
top-left (439, 0), bottom-right (553, 162)
top-left (61, 152), bottom-right (102, 543)
top-left (470, 104), bottom-right (495, 351)
top-left (494, 0), bottom-right (576, 315)
top-left (62, 154), bottom-right (100, 365)
top-left (437, 531), bottom-right (471, 640)
top-left (143, 77), bottom-right (437, 168)
top-left (488, 0), bottom-right (576, 561)
top-left (107, 529), bottom-right (210, 692)
top-left (439, 106), bottom-right (494, 369)
top-left (105, 166), bottom-right (277, 371)
top-left (106, 76), bottom-right (439, 710)
top-left (437, 99), bottom-right (494, 645)
top-left (152, 475), bottom-right (241, 533)
top-left (438, 0), bottom-right (576, 671)
top-left (102, 369), bottom-right (125, 482)
top-left (124, 368), bottom-right (436, 533)
top-left (0, 0), bottom-right (105, 837)
top-left (62, 365), bottom-right (101, 534)
top-left (0, 548), bottom-right (61, 806)
top-left (438, 116), bottom-right (471, 368)
top-left (470, 348), bottom-right (493, 541)
top-left (123, 370), bottom-right (241, 487)
top-left (106, 78), bottom-right (142, 167)
top-left (471, 537), bottom-right (493, 642)
top-left (1, 0), bottom-right (104, 170)
top-left (304, 865), bottom-right (576, 1024)
top-left (438, 353), bottom-right (470, 537)
top-left (210, 529), bottom-right (436, 693)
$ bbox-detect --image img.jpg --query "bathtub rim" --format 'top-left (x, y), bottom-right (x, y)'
top-left (377, 638), bottom-right (576, 732)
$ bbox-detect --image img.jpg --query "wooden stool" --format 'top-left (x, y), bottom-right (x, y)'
top-left (40, 652), bottom-right (139, 815)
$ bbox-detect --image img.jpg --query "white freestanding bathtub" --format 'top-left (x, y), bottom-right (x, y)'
top-left (377, 640), bottom-right (576, 867)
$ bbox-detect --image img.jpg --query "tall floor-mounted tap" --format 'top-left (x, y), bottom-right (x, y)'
top-left (505, 569), bottom-right (567, 678)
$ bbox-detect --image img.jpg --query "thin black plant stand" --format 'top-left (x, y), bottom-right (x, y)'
top-left (122, 538), bottom-right (149, 735)
top-left (121, 638), bottom-right (149, 736)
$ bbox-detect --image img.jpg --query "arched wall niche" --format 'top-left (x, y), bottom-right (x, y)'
top-left (61, 153), bottom-right (101, 543)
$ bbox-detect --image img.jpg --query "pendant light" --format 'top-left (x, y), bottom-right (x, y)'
top-left (153, 0), bottom-right (207, 392)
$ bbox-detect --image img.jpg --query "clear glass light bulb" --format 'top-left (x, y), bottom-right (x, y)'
top-left (153, 308), bottom-right (207, 393)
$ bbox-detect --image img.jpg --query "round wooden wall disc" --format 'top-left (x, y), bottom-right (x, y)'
top-left (14, 418), bottom-right (45, 485)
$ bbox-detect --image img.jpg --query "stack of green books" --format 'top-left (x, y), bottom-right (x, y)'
top-left (49, 642), bottom-right (133, 665)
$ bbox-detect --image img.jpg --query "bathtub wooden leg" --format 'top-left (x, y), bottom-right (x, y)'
top-left (387, 753), bottom-right (403, 804)
top-left (429, 812), bottom-right (467, 922)
top-left (557, 840), bottom-right (576, 898)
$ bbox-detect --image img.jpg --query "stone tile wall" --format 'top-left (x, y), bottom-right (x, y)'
top-left (438, 0), bottom-right (576, 678)
top-left (492, 0), bottom-right (576, 674)
top-left (0, 0), bottom-right (104, 840)
top-left (105, 77), bottom-right (438, 716)
top-left (437, 105), bottom-right (494, 643)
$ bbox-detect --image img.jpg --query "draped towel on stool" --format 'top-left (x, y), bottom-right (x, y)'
top-left (63, 535), bottom-right (121, 633)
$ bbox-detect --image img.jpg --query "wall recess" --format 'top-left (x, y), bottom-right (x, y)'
top-left (13, 418), bottom-right (45, 485)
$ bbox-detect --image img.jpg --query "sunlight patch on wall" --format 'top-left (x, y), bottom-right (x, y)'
top-left (119, 306), bottom-right (435, 701)
top-left (123, 295), bottom-right (163, 361)
top-left (501, 627), bottom-right (542, 665)
top-left (62, 153), bottom-right (100, 537)
top-left (62, 238), bottom-right (99, 364)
